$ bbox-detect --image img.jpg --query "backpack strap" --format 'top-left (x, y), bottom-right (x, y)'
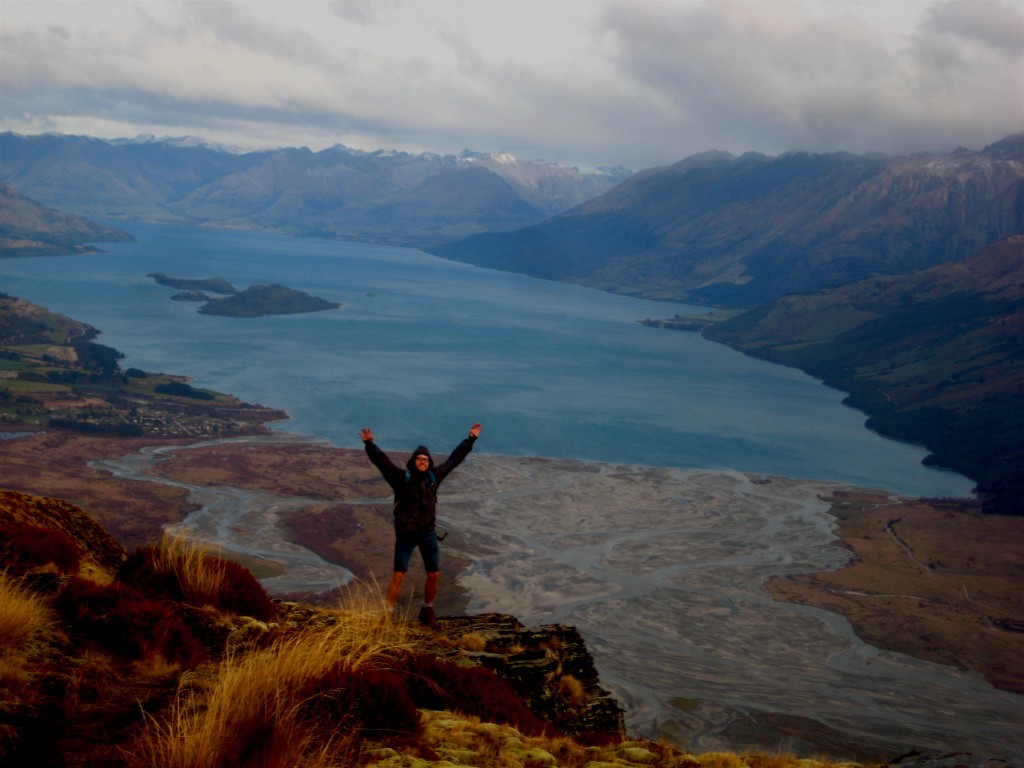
top-left (404, 470), bottom-right (437, 494)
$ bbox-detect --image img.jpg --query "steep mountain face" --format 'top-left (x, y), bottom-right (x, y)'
top-left (0, 182), bottom-right (133, 257)
top-left (705, 236), bottom-right (1024, 515)
top-left (431, 135), bottom-right (1024, 307)
top-left (0, 133), bottom-right (625, 246)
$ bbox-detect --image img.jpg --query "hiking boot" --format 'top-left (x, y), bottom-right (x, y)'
top-left (418, 606), bottom-right (438, 628)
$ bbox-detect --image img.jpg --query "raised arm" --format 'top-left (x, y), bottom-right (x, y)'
top-left (360, 427), bottom-right (402, 484)
top-left (433, 423), bottom-right (482, 482)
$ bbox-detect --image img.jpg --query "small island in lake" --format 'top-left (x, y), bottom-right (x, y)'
top-left (150, 274), bottom-right (341, 318)
top-left (198, 284), bottom-right (341, 318)
top-left (149, 272), bottom-right (238, 295)
top-left (171, 290), bottom-right (211, 302)
top-left (640, 309), bottom-right (742, 331)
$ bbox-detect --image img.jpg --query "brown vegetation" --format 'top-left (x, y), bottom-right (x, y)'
top-left (767, 491), bottom-right (1024, 693)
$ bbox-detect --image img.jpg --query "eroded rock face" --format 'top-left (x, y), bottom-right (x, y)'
top-left (437, 613), bottom-right (626, 739)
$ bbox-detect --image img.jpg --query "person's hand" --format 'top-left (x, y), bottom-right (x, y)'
top-left (359, 427), bottom-right (374, 442)
top-left (469, 423), bottom-right (482, 438)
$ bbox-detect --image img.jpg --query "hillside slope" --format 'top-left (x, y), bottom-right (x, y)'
top-left (431, 135), bottom-right (1024, 307)
top-left (0, 182), bottom-right (133, 257)
top-left (704, 236), bottom-right (1024, 514)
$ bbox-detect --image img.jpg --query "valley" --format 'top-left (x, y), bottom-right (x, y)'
top-left (1, 129), bottom-right (1021, 760)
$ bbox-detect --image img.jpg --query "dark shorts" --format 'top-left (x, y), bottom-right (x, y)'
top-left (393, 529), bottom-right (440, 573)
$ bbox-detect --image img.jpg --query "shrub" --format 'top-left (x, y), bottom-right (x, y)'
top-left (0, 522), bottom-right (80, 575)
top-left (302, 663), bottom-right (420, 736)
top-left (396, 653), bottom-right (557, 737)
top-left (55, 577), bottom-right (205, 663)
top-left (119, 546), bottom-right (183, 601)
top-left (154, 381), bottom-right (213, 400)
top-left (0, 571), bottom-right (53, 650)
top-left (118, 536), bottom-right (276, 621)
top-left (130, 610), bottom-right (414, 768)
top-left (209, 558), bottom-right (277, 621)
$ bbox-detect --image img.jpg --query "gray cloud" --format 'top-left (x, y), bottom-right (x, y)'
top-left (328, 0), bottom-right (406, 26)
top-left (600, 0), bottom-right (1022, 160)
top-left (922, 0), bottom-right (1024, 53)
top-left (0, 1), bottom-right (1020, 170)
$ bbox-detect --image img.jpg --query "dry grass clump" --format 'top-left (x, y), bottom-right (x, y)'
top-left (555, 673), bottom-right (587, 708)
top-left (130, 590), bottom-right (416, 768)
top-left (454, 631), bottom-right (488, 652)
top-left (0, 570), bottom-right (52, 650)
top-left (698, 752), bottom-right (746, 768)
top-left (0, 571), bottom-right (58, 763)
top-left (118, 533), bottom-right (277, 620)
top-left (155, 533), bottom-right (226, 605)
top-left (741, 753), bottom-right (804, 768)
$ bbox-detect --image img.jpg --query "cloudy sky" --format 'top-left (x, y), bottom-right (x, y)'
top-left (1, 0), bottom-right (1021, 170)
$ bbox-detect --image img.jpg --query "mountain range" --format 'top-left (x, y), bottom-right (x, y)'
top-left (0, 133), bottom-right (628, 246)
top-left (1, 131), bottom-right (1021, 514)
top-left (432, 134), bottom-right (1024, 307)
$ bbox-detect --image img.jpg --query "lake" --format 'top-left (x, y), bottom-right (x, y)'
top-left (0, 221), bottom-right (973, 498)
top-left (8, 222), bottom-right (1018, 758)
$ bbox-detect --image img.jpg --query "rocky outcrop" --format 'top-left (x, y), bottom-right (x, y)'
top-left (436, 613), bottom-right (626, 738)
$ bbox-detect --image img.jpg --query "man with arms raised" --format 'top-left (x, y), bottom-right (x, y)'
top-left (359, 423), bottom-right (481, 626)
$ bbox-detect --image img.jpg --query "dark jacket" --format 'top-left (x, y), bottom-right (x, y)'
top-left (364, 435), bottom-right (476, 535)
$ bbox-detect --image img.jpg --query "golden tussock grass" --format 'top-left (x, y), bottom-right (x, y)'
top-left (0, 570), bottom-right (52, 651)
top-left (0, 651), bottom-right (33, 696)
top-left (130, 587), bottom-right (415, 768)
top-left (455, 631), bottom-right (488, 652)
top-left (155, 533), bottom-right (232, 608)
top-left (742, 752), bottom-right (807, 768)
top-left (555, 673), bottom-right (587, 708)
top-left (697, 752), bottom-right (746, 768)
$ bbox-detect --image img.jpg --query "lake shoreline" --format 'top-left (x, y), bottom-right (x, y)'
top-left (1, 220), bottom-right (977, 500)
